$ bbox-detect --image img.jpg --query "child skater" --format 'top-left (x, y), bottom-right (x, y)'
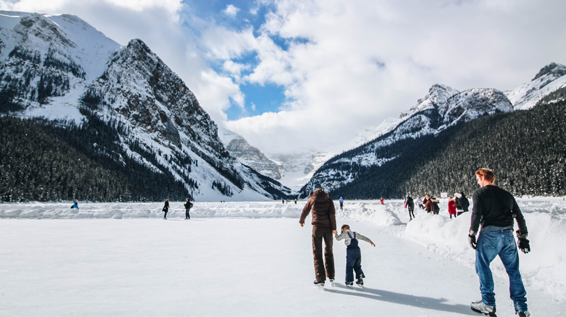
top-left (335, 224), bottom-right (375, 288)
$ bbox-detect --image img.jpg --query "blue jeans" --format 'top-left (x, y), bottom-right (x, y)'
top-left (475, 228), bottom-right (527, 312)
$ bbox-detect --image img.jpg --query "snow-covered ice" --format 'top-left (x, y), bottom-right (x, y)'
top-left (1, 199), bottom-right (565, 316)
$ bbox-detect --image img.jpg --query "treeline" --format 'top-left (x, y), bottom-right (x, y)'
top-left (327, 100), bottom-right (566, 199)
top-left (0, 115), bottom-right (194, 202)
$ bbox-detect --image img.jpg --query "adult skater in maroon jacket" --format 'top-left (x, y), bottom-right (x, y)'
top-left (300, 188), bottom-right (337, 287)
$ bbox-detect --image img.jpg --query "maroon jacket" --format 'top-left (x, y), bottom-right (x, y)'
top-left (299, 191), bottom-right (337, 230)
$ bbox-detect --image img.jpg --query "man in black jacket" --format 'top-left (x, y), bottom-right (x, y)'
top-left (468, 168), bottom-right (530, 317)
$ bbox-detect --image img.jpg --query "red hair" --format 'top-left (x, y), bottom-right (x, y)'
top-left (476, 168), bottom-right (495, 183)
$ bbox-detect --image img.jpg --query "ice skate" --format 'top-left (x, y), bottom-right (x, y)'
top-left (313, 280), bottom-right (325, 291)
top-left (345, 281), bottom-right (354, 289)
top-left (356, 277), bottom-right (364, 289)
top-left (471, 300), bottom-right (497, 316)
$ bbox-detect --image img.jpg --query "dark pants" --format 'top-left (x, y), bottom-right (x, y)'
top-left (346, 245), bottom-right (364, 283)
top-left (408, 207), bottom-right (415, 220)
top-left (312, 225), bottom-right (335, 283)
top-left (340, 203), bottom-right (343, 210)
top-left (185, 208), bottom-right (191, 219)
top-left (163, 211), bottom-right (168, 219)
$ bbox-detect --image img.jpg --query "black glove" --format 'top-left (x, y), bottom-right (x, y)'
top-left (518, 238), bottom-right (530, 254)
top-left (515, 230), bottom-right (530, 254)
top-left (468, 234), bottom-right (477, 250)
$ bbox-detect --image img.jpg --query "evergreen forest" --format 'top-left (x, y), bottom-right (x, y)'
top-left (0, 114), bottom-right (194, 202)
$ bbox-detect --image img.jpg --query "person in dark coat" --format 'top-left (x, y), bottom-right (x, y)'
top-left (184, 198), bottom-right (192, 220)
top-left (163, 199), bottom-right (169, 220)
top-left (404, 195), bottom-right (415, 220)
top-left (299, 188), bottom-right (337, 287)
top-left (431, 196), bottom-right (440, 214)
top-left (457, 192), bottom-right (470, 216)
top-left (424, 195), bottom-right (433, 213)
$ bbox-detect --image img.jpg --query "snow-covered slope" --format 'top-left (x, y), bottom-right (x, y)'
top-left (218, 128), bottom-right (283, 180)
top-left (300, 84), bottom-right (513, 196)
top-left (0, 11), bottom-right (290, 201)
top-left (350, 84), bottom-right (460, 148)
top-left (505, 62), bottom-right (566, 110)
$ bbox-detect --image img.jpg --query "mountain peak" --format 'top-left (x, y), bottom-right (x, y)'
top-left (532, 62), bottom-right (566, 81)
top-left (16, 12), bottom-right (75, 48)
top-left (413, 84), bottom-right (459, 112)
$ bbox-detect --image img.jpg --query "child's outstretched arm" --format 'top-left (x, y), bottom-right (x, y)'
top-left (335, 232), bottom-right (344, 240)
top-left (356, 233), bottom-right (376, 247)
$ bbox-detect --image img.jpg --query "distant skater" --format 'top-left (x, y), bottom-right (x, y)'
top-left (424, 195), bottom-right (433, 213)
top-left (300, 188), bottom-right (337, 288)
top-left (456, 192), bottom-right (470, 216)
top-left (294, 199), bottom-right (297, 204)
top-left (404, 195), bottom-right (415, 220)
top-left (184, 198), bottom-right (193, 220)
top-left (417, 195), bottom-right (425, 209)
top-left (448, 196), bottom-right (457, 219)
top-left (71, 200), bottom-right (79, 210)
top-left (431, 196), bottom-right (440, 214)
top-left (162, 199), bottom-right (169, 219)
top-left (339, 197), bottom-right (344, 210)
top-left (335, 224), bottom-right (375, 288)
top-left (380, 198), bottom-right (384, 205)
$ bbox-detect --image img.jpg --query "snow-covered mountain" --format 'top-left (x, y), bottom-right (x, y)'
top-left (267, 151), bottom-right (333, 192)
top-left (217, 128), bottom-right (283, 180)
top-left (505, 62), bottom-right (566, 110)
top-left (300, 84), bottom-right (513, 196)
top-left (0, 11), bottom-right (290, 201)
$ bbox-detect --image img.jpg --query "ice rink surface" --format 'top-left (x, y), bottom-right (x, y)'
top-left (1, 206), bottom-right (566, 316)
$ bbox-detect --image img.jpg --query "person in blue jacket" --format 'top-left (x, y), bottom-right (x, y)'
top-left (71, 200), bottom-right (79, 209)
top-left (339, 197), bottom-right (344, 210)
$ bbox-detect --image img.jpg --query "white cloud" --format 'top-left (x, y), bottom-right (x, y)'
top-left (225, 0), bottom-right (566, 154)
top-left (250, 102), bottom-right (256, 111)
top-left (224, 4), bottom-right (240, 17)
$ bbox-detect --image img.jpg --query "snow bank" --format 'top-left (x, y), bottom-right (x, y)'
top-left (402, 197), bottom-right (566, 301)
top-left (0, 201), bottom-right (305, 219)
top-left (336, 201), bottom-right (403, 227)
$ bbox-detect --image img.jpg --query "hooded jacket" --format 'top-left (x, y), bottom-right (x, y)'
top-left (299, 191), bottom-right (337, 230)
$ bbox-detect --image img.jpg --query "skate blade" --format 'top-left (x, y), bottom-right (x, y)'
top-left (314, 284), bottom-right (325, 291)
top-left (471, 307), bottom-right (497, 317)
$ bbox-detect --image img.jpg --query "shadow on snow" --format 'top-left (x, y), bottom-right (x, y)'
top-left (325, 283), bottom-right (476, 315)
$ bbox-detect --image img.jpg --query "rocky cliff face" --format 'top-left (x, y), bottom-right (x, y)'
top-left (0, 11), bottom-right (290, 201)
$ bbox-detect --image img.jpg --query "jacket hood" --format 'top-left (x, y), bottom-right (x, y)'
top-left (312, 191), bottom-right (329, 202)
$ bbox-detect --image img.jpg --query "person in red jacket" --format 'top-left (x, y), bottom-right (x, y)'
top-left (300, 188), bottom-right (337, 288)
top-left (448, 196), bottom-right (457, 219)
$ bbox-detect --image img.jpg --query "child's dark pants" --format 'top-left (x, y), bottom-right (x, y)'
top-left (346, 236), bottom-right (364, 283)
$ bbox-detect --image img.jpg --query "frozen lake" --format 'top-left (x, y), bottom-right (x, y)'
top-left (1, 199), bottom-right (566, 316)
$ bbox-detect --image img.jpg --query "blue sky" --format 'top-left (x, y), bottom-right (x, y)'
top-left (182, 0), bottom-right (288, 120)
